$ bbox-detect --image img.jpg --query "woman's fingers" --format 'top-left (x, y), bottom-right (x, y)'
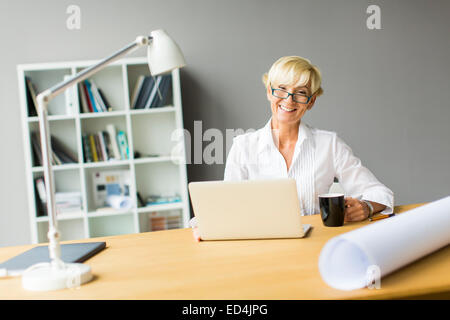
top-left (344, 197), bottom-right (367, 222)
top-left (346, 212), bottom-right (366, 222)
top-left (344, 197), bottom-right (357, 221)
top-left (345, 197), bottom-right (359, 208)
top-left (192, 227), bottom-right (201, 242)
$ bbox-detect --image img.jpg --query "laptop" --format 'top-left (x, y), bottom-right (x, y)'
top-left (188, 178), bottom-right (311, 240)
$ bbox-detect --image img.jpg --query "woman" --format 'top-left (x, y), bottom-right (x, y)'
top-left (192, 56), bottom-right (393, 240)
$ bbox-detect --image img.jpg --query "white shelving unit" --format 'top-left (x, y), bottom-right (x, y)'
top-left (17, 57), bottom-right (190, 244)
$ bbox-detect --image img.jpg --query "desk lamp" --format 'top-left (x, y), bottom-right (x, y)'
top-left (22, 29), bottom-right (186, 291)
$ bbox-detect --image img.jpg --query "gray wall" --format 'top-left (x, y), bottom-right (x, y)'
top-left (1, 0), bottom-right (449, 247)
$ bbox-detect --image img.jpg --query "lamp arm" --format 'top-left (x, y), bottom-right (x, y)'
top-left (36, 97), bottom-right (62, 267)
top-left (37, 35), bottom-right (152, 104)
top-left (35, 35), bottom-right (151, 267)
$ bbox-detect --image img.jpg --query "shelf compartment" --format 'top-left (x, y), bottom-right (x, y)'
top-left (126, 64), bottom-right (174, 110)
top-left (84, 164), bottom-right (133, 212)
top-left (76, 65), bottom-right (125, 112)
top-left (131, 111), bottom-right (177, 158)
top-left (33, 168), bottom-right (82, 192)
top-left (24, 68), bottom-right (73, 116)
top-left (126, 63), bottom-right (150, 109)
top-left (88, 213), bottom-right (135, 238)
top-left (80, 116), bottom-right (130, 163)
top-left (135, 161), bottom-right (181, 206)
top-left (32, 169), bottom-right (83, 218)
top-left (37, 218), bottom-right (85, 243)
top-left (29, 119), bottom-right (79, 167)
top-left (80, 114), bottom-right (127, 134)
top-left (138, 209), bottom-right (183, 233)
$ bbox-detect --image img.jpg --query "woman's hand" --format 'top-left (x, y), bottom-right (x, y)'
top-left (344, 197), bottom-right (370, 222)
top-left (192, 227), bottom-right (201, 242)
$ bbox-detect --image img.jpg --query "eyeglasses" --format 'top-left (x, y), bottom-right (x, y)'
top-left (271, 87), bottom-right (312, 104)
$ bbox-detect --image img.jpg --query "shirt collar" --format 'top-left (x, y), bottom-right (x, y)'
top-left (258, 118), bottom-right (313, 154)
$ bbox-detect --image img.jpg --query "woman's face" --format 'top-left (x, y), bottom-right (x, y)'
top-left (267, 83), bottom-right (316, 126)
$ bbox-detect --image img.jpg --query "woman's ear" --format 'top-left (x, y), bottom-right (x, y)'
top-left (307, 95), bottom-right (317, 110)
top-left (266, 85), bottom-right (272, 101)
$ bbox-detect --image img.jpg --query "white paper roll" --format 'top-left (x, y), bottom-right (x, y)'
top-left (106, 195), bottom-right (132, 210)
top-left (319, 196), bottom-right (450, 290)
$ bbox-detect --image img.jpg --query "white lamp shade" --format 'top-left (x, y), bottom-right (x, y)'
top-left (147, 29), bottom-right (186, 75)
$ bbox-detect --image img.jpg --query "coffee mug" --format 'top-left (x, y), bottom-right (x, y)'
top-left (319, 193), bottom-right (345, 227)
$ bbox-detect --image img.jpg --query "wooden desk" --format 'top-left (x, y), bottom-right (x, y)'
top-left (0, 203), bottom-right (449, 299)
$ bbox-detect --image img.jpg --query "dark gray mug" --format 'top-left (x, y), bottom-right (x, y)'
top-left (319, 193), bottom-right (345, 227)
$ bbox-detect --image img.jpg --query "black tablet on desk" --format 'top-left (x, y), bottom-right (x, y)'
top-left (0, 242), bottom-right (106, 276)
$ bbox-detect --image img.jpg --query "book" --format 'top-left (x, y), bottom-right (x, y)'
top-left (52, 151), bottom-right (62, 165)
top-left (81, 82), bottom-right (94, 112)
top-left (53, 150), bottom-right (72, 164)
top-left (82, 134), bottom-right (93, 162)
top-left (150, 214), bottom-right (166, 231)
top-left (137, 192), bottom-right (146, 207)
top-left (92, 170), bottom-right (131, 209)
top-left (93, 134), bottom-right (103, 161)
top-left (102, 131), bottom-right (114, 160)
top-left (55, 191), bottom-right (82, 202)
top-left (30, 132), bottom-right (42, 166)
top-left (98, 89), bottom-right (111, 111)
top-left (30, 142), bottom-right (41, 166)
top-left (31, 132), bottom-right (76, 166)
top-left (34, 177), bottom-right (47, 216)
top-left (89, 134), bottom-right (99, 162)
top-left (167, 215), bottom-right (181, 230)
top-left (151, 75), bottom-right (165, 108)
top-left (97, 132), bottom-right (108, 161)
top-left (130, 75), bottom-right (145, 109)
top-left (78, 82), bottom-right (90, 113)
top-left (50, 136), bottom-right (77, 163)
top-left (148, 211), bottom-right (181, 231)
top-left (90, 80), bottom-right (107, 112)
top-left (133, 76), bottom-right (149, 109)
top-left (63, 75), bottom-right (75, 115)
top-left (151, 74), bottom-right (171, 108)
top-left (117, 131), bottom-right (129, 160)
top-left (84, 80), bottom-right (99, 112)
top-left (55, 191), bottom-right (82, 214)
top-left (106, 124), bottom-right (121, 160)
top-left (145, 75), bottom-right (163, 109)
top-left (162, 75), bottom-right (172, 106)
top-left (135, 76), bottom-right (155, 109)
top-left (25, 77), bottom-right (38, 117)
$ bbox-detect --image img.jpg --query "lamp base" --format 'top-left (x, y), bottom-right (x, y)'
top-left (22, 262), bottom-right (93, 291)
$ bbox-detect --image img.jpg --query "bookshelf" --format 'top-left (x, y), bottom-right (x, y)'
top-left (17, 57), bottom-right (190, 244)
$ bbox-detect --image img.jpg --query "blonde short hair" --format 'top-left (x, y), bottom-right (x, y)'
top-left (262, 56), bottom-right (323, 97)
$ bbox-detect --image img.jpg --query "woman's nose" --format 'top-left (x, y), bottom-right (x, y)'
top-left (286, 94), bottom-right (295, 103)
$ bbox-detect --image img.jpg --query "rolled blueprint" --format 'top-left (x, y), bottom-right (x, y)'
top-left (319, 196), bottom-right (450, 290)
top-left (107, 195), bottom-right (132, 210)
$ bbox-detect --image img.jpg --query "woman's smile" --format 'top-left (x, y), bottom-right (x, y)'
top-left (278, 104), bottom-right (297, 113)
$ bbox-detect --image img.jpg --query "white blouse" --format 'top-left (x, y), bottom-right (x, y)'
top-left (223, 119), bottom-right (394, 215)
